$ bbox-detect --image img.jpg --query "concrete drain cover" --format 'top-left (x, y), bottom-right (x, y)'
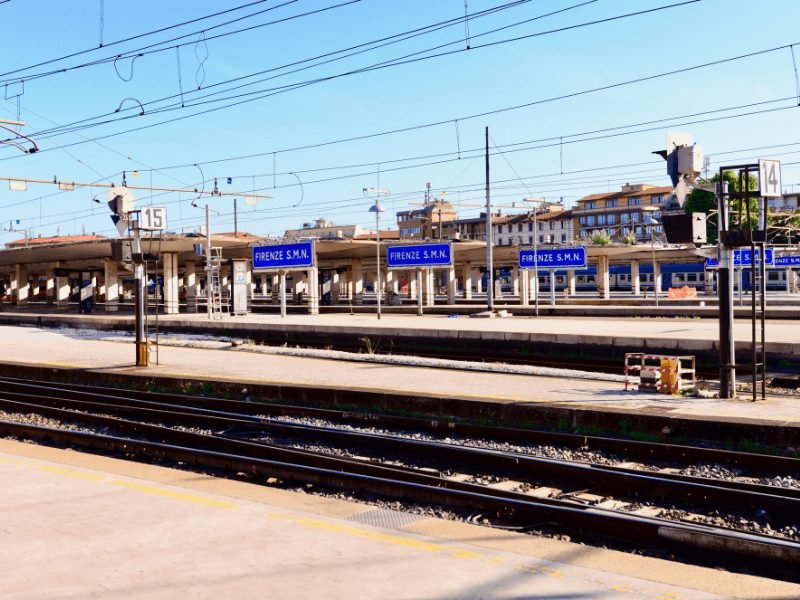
top-left (346, 508), bottom-right (425, 530)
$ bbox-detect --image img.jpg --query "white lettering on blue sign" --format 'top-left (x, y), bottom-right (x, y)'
top-left (387, 243), bottom-right (452, 267)
top-left (518, 247), bottom-right (586, 269)
top-left (252, 242), bottom-right (314, 269)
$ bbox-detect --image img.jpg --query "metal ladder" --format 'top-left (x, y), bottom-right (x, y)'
top-left (750, 242), bottom-right (766, 401)
top-left (208, 246), bottom-right (225, 319)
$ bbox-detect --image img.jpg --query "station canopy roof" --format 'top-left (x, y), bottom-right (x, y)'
top-left (0, 232), bottom-right (722, 274)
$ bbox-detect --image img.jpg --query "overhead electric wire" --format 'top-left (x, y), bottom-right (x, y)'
top-left (14, 34), bottom-right (792, 171)
top-left (15, 0), bottom-right (555, 140)
top-left (0, 0), bottom-right (284, 80)
top-left (128, 0), bottom-right (591, 112)
top-left (1, 0), bottom-right (528, 88)
top-left (5, 94), bottom-right (798, 219)
top-left (0, 0), bottom-right (359, 87)
top-left (15, 138), bottom-right (800, 236)
top-left (14, 0), bottom-right (698, 149)
top-left (135, 97), bottom-right (800, 192)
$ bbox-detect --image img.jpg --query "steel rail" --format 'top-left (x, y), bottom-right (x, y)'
top-left (1, 392), bottom-right (799, 524)
top-left (0, 375), bottom-right (796, 478)
top-left (0, 417), bottom-right (798, 578)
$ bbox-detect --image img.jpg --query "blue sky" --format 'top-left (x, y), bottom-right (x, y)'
top-left (1, 0), bottom-right (800, 243)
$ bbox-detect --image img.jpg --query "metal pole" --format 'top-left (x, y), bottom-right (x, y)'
top-left (485, 126), bottom-right (494, 312)
top-left (205, 204), bottom-right (212, 319)
top-left (751, 244), bottom-right (756, 402)
top-left (651, 225), bottom-right (658, 307)
top-left (533, 204), bottom-right (539, 317)
top-left (375, 209), bottom-right (382, 320)
top-left (717, 179), bottom-right (736, 399)
top-left (416, 268), bottom-right (423, 316)
top-left (760, 209), bottom-right (767, 402)
top-left (549, 269), bottom-right (556, 306)
top-left (132, 222), bottom-right (147, 366)
top-left (234, 198), bottom-right (238, 238)
top-left (760, 245), bottom-right (767, 400)
top-left (279, 270), bottom-right (287, 318)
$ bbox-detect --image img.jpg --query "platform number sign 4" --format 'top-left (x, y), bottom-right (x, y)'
top-left (759, 159), bottom-right (782, 198)
top-left (140, 206), bottom-right (167, 231)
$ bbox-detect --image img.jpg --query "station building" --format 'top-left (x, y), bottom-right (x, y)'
top-left (0, 230), bottom-right (723, 315)
top-left (573, 183), bottom-right (673, 241)
top-left (1, 182), bottom-right (798, 316)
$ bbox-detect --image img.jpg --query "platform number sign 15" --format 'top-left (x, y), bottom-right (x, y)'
top-left (759, 159), bottom-right (782, 198)
top-left (140, 206), bottom-right (167, 231)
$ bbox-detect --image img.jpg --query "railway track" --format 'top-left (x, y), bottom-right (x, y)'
top-left (0, 376), bottom-right (798, 579)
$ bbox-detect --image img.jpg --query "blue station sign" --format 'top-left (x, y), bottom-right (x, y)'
top-left (705, 248), bottom-right (774, 268)
top-left (386, 242), bottom-right (452, 269)
top-left (519, 247), bottom-right (587, 269)
top-left (775, 254), bottom-right (800, 267)
top-left (252, 241), bottom-right (315, 270)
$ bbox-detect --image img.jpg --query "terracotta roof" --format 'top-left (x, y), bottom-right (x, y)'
top-left (500, 210), bottom-right (572, 225)
top-left (354, 230), bottom-right (401, 240)
top-left (5, 234), bottom-right (106, 247)
top-left (575, 185), bottom-right (673, 204)
top-left (215, 231), bottom-right (261, 239)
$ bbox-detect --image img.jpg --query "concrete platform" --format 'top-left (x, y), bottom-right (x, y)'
top-left (1, 308), bottom-right (800, 360)
top-left (2, 438), bottom-right (796, 599)
top-left (0, 324), bottom-right (799, 444)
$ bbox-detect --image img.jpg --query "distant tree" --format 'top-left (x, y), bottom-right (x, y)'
top-left (684, 170), bottom-right (759, 243)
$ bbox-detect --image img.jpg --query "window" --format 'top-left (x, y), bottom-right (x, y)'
top-left (769, 272), bottom-right (781, 281)
top-left (586, 216), bottom-right (596, 226)
top-left (606, 199), bottom-right (618, 208)
top-left (597, 215), bottom-right (606, 226)
top-left (528, 236), bottom-right (533, 244)
top-left (528, 222), bottom-right (533, 232)
top-left (687, 273), bottom-right (697, 282)
top-left (498, 225), bottom-right (503, 233)
top-left (585, 201), bottom-right (597, 209)
top-left (549, 221), bottom-right (555, 230)
top-left (539, 236), bottom-right (544, 243)
top-left (628, 197), bottom-right (641, 206)
top-left (561, 233), bottom-right (567, 242)
top-left (517, 224), bottom-right (523, 233)
top-left (607, 214), bottom-right (616, 225)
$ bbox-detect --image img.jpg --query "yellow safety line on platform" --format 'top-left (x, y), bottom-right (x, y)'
top-left (39, 464), bottom-right (105, 481)
top-left (109, 479), bottom-right (238, 509)
top-left (0, 453), bottom-right (238, 510)
top-left (265, 512), bottom-right (690, 598)
top-left (0, 451), bottom-right (701, 598)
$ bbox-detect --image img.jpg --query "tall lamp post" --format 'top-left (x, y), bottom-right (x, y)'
top-left (364, 187), bottom-right (389, 319)
top-left (642, 205), bottom-right (660, 307)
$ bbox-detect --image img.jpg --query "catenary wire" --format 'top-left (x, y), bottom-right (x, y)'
top-left (15, 0), bottom-right (699, 147)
